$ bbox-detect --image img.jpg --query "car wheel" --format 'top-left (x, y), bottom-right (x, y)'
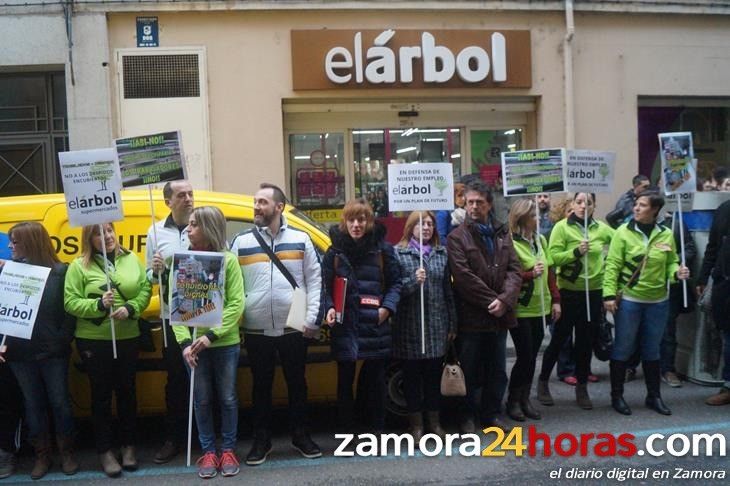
top-left (385, 360), bottom-right (408, 417)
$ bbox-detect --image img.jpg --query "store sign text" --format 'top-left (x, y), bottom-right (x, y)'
top-left (324, 30), bottom-right (506, 85)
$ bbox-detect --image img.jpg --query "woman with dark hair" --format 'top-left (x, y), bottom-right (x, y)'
top-left (506, 199), bottom-right (561, 421)
top-left (64, 222), bottom-right (151, 477)
top-left (603, 192), bottom-right (690, 416)
top-left (172, 206), bottom-right (244, 479)
top-left (0, 222), bottom-right (76, 479)
top-left (322, 198), bottom-right (401, 433)
top-left (393, 210), bottom-right (456, 439)
top-left (538, 192), bottom-right (614, 410)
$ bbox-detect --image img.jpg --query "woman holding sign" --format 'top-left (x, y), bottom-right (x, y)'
top-left (393, 211), bottom-right (456, 440)
top-left (603, 192), bottom-right (690, 416)
top-left (538, 193), bottom-right (614, 410)
top-left (172, 206), bottom-right (244, 479)
top-left (0, 222), bottom-right (76, 479)
top-left (64, 223), bottom-right (151, 477)
top-left (506, 200), bottom-right (561, 422)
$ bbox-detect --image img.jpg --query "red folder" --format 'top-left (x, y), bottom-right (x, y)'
top-left (333, 277), bottom-right (348, 324)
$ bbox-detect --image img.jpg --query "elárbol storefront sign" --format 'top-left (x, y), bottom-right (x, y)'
top-left (291, 29), bottom-right (531, 89)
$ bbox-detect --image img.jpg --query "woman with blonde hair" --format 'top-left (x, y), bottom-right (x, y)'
top-left (0, 222), bottom-right (76, 479)
top-left (392, 211), bottom-right (456, 439)
top-left (172, 206), bottom-right (244, 479)
top-left (322, 198), bottom-right (401, 432)
top-left (505, 200), bottom-right (561, 421)
top-left (64, 222), bottom-right (151, 477)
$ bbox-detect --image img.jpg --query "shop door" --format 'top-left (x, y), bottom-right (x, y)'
top-left (0, 137), bottom-right (55, 196)
top-left (116, 48), bottom-right (211, 189)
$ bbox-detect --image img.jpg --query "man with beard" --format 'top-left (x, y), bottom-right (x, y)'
top-left (447, 179), bottom-right (522, 432)
top-left (230, 183), bottom-right (322, 465)
top-left (537, 193), bottom-right (553, 237)
top-left (146, 180), bottom-right (194, 463)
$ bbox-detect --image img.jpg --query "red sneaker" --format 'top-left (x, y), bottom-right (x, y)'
top-left (588, 374), bottom-right (600, 383)
top-left (196, 451), bottom-right (219, 479)
top-left (560, 376), bottom-right (578, 386)
top-left (219, 450), bottom-right (240, 477)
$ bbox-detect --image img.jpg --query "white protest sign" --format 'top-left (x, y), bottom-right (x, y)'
top-left (659, 132), bottom-right (696, 195)
top-left (0, 262), bottom-right (51, 340)
top-left (387, 162), bottom-right (454, 212)
top-left (664, 192), bottom-right (695, 214)
top-left (565, 150), bottom-right (616, 194)
top-left (170, 251), bottom-right (225, 327)
top-left (59, 149), bottom-right (123, 227)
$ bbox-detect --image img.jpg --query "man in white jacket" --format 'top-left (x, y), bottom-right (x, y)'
top-left (230, 183), bottom-right (322, 466)
top-left (145, 180), bottom-right (194, 464)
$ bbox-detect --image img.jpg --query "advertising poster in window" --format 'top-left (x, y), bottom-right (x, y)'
top-left (0, 261), bottom-right (51, 340)
top-left (387, 162), bottom-right (454, 212)
top-left (169, 251), bottom-right (225, 327)
top-left (115, 131), bottom-right (187, 187)
top-left (659, 132), bottom-right (696, 195)
top-left (59, 148), bottom-right (124, 227)
top-left (565, 150), bottom-right (616, 194)
top-left (501, 148), bottom-right (567, 196)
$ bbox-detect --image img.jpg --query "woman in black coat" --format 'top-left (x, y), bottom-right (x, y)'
top-left (323, 198), bottom-right (401, 432)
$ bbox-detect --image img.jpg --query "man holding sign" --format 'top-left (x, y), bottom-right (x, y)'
top-left (447, 179), bottom-right (522, 432)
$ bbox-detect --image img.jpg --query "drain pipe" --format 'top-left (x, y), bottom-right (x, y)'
top-left (564, 0), bottom-right (575, 149)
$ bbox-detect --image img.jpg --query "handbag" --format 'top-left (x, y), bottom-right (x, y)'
top-left (252, 228), bottom-right (309, 332)
top-left (592, 313), bottom-right (614, 362)
top-left (615, 253), bottom-right (648, 307)
top-left (440, 341), bottom-right (466, 397)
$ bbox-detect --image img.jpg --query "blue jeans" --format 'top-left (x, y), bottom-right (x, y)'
top-left (612, 299), bottom-right (669, 362)
top-left (186, 344), bottom-right (240, 452)
top-left (9, 359), bottom-right (75, 440)
top-left (723, 329), bottom-right (730, 384)
top-left (457, 330), bottom-right (507, 422)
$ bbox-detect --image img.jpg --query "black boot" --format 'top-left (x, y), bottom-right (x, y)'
top-left (520, 386), bottom-right (541, 420)
top-left (609, 360), bottom-right (632, 415)
top-left (506, 388), bottom-right (526, 421)
top-left (643, 360), bottom-right (671, 415)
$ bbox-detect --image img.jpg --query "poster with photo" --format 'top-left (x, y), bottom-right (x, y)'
top-left (169, 251), bottom-right (225, 327)
top-left (501, 148), bottom-right (567, 196)
top-left (59, 148), bottom-right (124, 227)
top-left (0, 262), bottom-right (52, 340)
top-left (115, 131), bottom-right (186, 187)
top-left (659, 132), bottom-right (696, 195)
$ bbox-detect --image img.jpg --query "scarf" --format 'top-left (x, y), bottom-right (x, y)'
top-left (408, 237), bottom-right (432, 259)
top-left (476, 222), bottom-right (495, 255)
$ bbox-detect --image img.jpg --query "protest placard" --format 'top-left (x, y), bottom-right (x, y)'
top-left (501, 148), bottom-right (567, 196)
top-left (0, 261), bottom-right (51, 340)
top-left (59, 149), bottom-right (124, 227)
top-left (664, 192), bottom-right (695, 213)
top-left (659, 132), bottom-right (696, 195)
top-left (566, 150), bottom-right (616, 194)
top-left (115, 131), bottom-right (186, 187)
top-left (387, 162), bottom-right (454, 212)
top-left (169, 251), bottom-right (225, 327)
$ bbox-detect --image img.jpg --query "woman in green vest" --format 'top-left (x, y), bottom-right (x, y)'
top-left (506, 199), bottom-right (561, 421)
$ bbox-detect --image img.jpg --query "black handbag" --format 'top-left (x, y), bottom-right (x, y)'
top-left (592, 315), bottom-right (614, 362)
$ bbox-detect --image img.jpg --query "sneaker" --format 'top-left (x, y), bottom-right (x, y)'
top-left (196, 451), bottom-right (219, 479)
top-left (588, 374), bottom-right (600, 383)
top-left (0, 449), bottom-right (15, 480)
top-left (292, 433), bottom-right (322, 459)
top-left (662, 371), bottom-right (682, 388)
top-left (560, 376), bottom-right (578, 386)
top-left (219, 450), bottom-right (240, 477)
top-left (625, 368), bottom-right (637, 382)
top-left (154, 440), bottom-right (180, 464)
top-left (245, 439), bottom-right (272, 466)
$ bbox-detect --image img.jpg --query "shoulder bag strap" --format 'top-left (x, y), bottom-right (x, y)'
top-left (252, 227), bottom-right (299, 289)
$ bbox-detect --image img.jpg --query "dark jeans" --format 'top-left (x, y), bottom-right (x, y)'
top-left (245, 332), bottom-right (308, 438)
top-left (402, 358), bottom-right (442, 413)
top-left (76, 337), bottom-right (139, 453)
top-left (9, 358), bottom-right (74, 440)
top-left (337, 359), bottom-right (386, 430)
top-left (660, 309), bottom-right (680, 374)
top-left (540, 289), bottom-right (601, 384)
top-left (612, 300), bottom-right (669, 362)
top-left (722, 329), bottom-right (730, 384)
top-left (458, 330), bottom-right (508, 423)
top-left (161, 320), bottom-right (190, 443)
top-left (185, 344), bottom-right (239, 452)
top-left (509, 316), bottom-right (545, 391)
top-left (0, 364), bottom-right (21, 452)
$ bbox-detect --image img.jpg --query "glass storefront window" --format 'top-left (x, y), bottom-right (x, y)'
top-left (353, 127), bottom-right (461, 217)
top-left (288, 132), bottom-right (346, 214)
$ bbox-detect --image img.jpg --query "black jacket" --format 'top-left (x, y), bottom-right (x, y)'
top-left (3, 262), bottom-right (75, 361)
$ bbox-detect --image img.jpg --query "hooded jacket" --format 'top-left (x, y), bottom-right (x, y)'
top-left (446, 216), bottom-right (522, 332)
top-left (322, 223), bottom-right (401, 361)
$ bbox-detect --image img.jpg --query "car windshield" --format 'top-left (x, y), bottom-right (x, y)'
top-left (289, 207), bottom-right (329, 234)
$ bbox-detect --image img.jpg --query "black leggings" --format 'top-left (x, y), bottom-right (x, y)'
top-left (539, 290), bottom-right (601, 385)
top-left (337, 359), bottom-right (386, 430)
top-left (508, 316), bottom-right (545, 391)
top-left (402, 358), bottom-right (442, 413)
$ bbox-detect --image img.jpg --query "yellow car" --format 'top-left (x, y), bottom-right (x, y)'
top-left (0, 190), bottom-right (343, 416)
